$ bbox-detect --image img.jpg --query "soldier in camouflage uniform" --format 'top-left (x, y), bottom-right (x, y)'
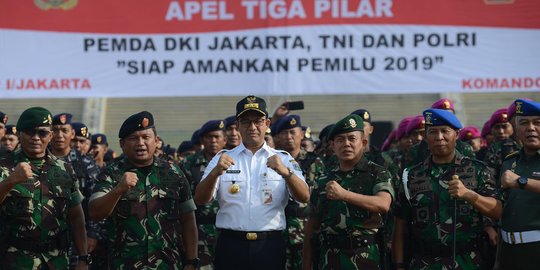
top-left (392, 108), bottom-right (502, 270)
top-left (182, 119), bottom-right (227, 270)
top-left (304, 114), bottom-right (394, 270)
top-left (274, 115), bottom-right (325, 270)
top-left (50, 113), bottom-right (105, 269)
top-left (89, 111), bottom-right (199, 269)
top-left (0, 107), bottom-right (88, 269)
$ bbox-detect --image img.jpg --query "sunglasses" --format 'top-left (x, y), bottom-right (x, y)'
top-left (21, 128), bottom-right (51, 138)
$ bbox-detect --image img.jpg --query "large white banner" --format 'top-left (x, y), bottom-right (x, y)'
top-left (1, 0), bottom-right (539, 98)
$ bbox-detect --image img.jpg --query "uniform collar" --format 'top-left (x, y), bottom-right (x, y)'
top-left (239, 142), bottom-right (273, 155)
top-left (331, 154), bottom-right (369, 173)
top-left (15, 148), bottom-right (57, 167)
top-left (425, 150), bottom-right (464, 169)
top-left (119, 155), bottom-right (163, 170)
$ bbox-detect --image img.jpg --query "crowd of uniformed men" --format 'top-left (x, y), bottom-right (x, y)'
top-left (0, 95), bottom-right (538, 270)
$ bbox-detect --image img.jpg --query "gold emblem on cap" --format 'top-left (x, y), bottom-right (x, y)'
top-left (81, 127), bottom-right (87, 137)
top-left (425, 112), bottom-right (433, 125)
top-left (11, 126), bottom-right (16, 134)
top-left (467, 131), bottom-right (472, 138)
top-left (501, 113), bottom-right (508, 121)
top-left (247, 96), bottom-right (257, 103)
top-left (420, 120), bottom-right (425, 128)
top-left (97, 136), bottom-right (102, 143)
top-left (60, 114), bottom-right (67, 124)
top-left (305, 127), bottom-right (311, 138)
top-left (443, 100), bottom-right (451, 109)
top-left (363, 112), bottom-right (369, 120)
top-left (219, 121), bottom-right (224, 129)
top-left (46, 114), bottom-right (52, 124)
top-left (349, 118), bottom-right (357, 128)
top-left (516, 101), bottom-right (523, 114)
top-left (266, 127), bottom-right (271, 134)
top-left (141, 117), bottom-right (149, 128)
top-left (229, 183), bottom-right (240, 194)
top-left (290, 118), bottom-right (297, 126)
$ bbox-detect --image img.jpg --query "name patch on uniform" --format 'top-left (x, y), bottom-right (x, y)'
top-left (226, 170), bottom-right (241, 174)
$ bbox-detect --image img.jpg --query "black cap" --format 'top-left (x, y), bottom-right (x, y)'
top-left (5, 125), bottom-right (16, 135)
top-left (319, 124), bottom-right (335, 142)
top-left (236, 95), bottom-right (268, 118)
top-left (350, 109), bottom-right (371, 123)
top-left (274, 115), bottom-right (302, 135)
top-left (191, 129), bottom-right (201, 145)
top-left (72, 122), bottom-right (90, 139)
top-left (178, 140), bottom-right (195, 154)
top-left (92, 133), bottom-right (108, 145)
top-left (52, 113), bottom-right (73, 125)
top-left (118, 111), bottom-right (154, 139)
top-left (224, 115), bottom-right (236, 128)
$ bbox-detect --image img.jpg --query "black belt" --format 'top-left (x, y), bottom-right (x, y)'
top-left (8, 233), bottom-right (69, 253)
top-left (412, 241), bottom-right (478, 257)
top-left (220, 229), bottom-right (283, 241)
top-left (321, 234), bottom-right (375, 249)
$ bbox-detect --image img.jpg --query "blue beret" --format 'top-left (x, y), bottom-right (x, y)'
top-left (178, 140), bottom-right (194, 154)
top-left (270, 117), bottom-right (285, 137)
top-left (72, 122), bottom-right (90, 139)
top-left (92, 133), bottom-right (108, 145)
top-left (515, 99), bottom-right (540, 116)
top-left (191, 129), bottom-right (201, 145)
top-left (274, 115), bottom-right (302, 135)
top-left (350, 109), bottom-right (371, 123)
top-left (224, 115), bottom-right (236, 128)
top-left (52, 113), bottom-right (73, 125)
top-left (423, 108), bottom-right (463, 129)
top-left (118, 111), bottom-right (154, 139)
top-left (199, 120), bottom-right (225, 136)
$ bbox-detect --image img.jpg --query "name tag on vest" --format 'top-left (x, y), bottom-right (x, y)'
top-left (226, 170), bottom-right (241, 174)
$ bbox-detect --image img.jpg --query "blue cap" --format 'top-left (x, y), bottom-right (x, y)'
top-left (177, 140), bottom-right (194, 154)
top-left (72, 122), bottom-right (90, 139)
top-left (52, 113), bottom-right (73, 125)
top-left (423, 108), bottom-right (463, 129)
top-left (92, 133), bottom-right (108, 145)
top-left (274, 115), bottom-right (302, 135)
top-left (224, 115), bottom-right (236, 129)
top-left (270, 117), bottom-right (285, 137)
top-left (191, 129), bottom-right (201, 145)
top-left (515, 99), bottom-right (540, 116)
top-left (199, 120), bottom-right (225, 137)
top-left (319, 124), bottom-right (335, 142)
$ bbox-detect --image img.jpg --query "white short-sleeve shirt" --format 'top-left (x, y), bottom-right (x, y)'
top-left (201, 142), bottom-right (306, 231)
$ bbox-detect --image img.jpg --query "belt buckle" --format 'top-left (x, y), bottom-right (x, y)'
top-left (246, 232), bottom-right (258, 241)
top-left (509, 232), bottom-right (516, 244)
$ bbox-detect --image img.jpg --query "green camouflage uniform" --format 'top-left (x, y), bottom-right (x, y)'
top-left (311, 155), bottom-right (394, 270)
top-left (92, 156), bottom-right (196, 269)
top-left (0, 149), bottom-right (83, 270)
top-left (483, 137), bottom-right (521, 184)
top-left (182, 150), bottom-right (219, 269)
top-left (285, 149), bottom-right (325, 270)
top-left (394, 152), bottom-right (499, 270)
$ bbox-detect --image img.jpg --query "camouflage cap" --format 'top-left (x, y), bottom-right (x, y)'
top-left (118, 111), bottom-right (154, 139)
top-left (328, 114), bottom-right (364, 140)
top-left (16, 107), bottom-right (52, 131)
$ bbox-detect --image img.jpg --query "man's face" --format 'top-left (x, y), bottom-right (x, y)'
top-left (491, 122), bottom-right (513, 141)
top-left (90, 143), bottom-right (107, 161)
top-left (237, 111), bottom-right (270, 148)
top-left (277, 127), bottom-right (304, 152)
top-left (331, 131), bottom-right (367, 162)
top-left (301, 138), bottom-right (315, 152)
top-left (0, 123), bottom-right (6, 138)
top-left (225, 123), bottom-right (241, 148)
top-left (51, 124), bottom-right (75, 152)
top-left (202, 130), bottom-right (226, 156)
top-left (73, 136), bottom-right (90, 155)
top-left (19, 126), bottom-right (52, 158)
top-left (425, 125), bottom-right (458, 158)
top-left (515, 116), bottom-right (540, 151)
top-left (1, 134), bottom-right (18, 151)
top-left (468, 138), bottom-right (483, 152)
top-left (397, 135), bottom-right (413, 151)
top-left (409, 129), bottom-right (425, 145)
top-left (120, 128), bottom-right (158, 167)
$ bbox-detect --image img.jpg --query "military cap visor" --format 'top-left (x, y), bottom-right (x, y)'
top-left (236, 95), bottom-right (268, 118)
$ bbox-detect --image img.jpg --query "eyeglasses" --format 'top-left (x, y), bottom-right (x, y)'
top-left (21, 128), bottom-right (51, 138)
top-left (239, 118), bottom-right (266, 127)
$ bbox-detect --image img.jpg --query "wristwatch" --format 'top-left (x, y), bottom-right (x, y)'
top-left (284, 167), bottom-right (294, 180)
top-left (517, 176), bottom-right (528, 189)
top-left (78, 254), bottom-right (92, 264)
top-left (183, 258), bottom-right (200, 268)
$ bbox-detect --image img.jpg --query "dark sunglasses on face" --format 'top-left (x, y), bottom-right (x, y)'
top-left (21, 128), bottom-right (51, 138)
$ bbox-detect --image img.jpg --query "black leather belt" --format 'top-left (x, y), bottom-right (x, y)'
top-left (220, 229), bottom-right (283, 241)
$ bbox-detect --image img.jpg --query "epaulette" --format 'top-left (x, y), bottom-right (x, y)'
top-left (275, 149), bottom-right (290, 156)
top-left (504, 151), bottom-right (519, 161)
top-left (216, 149), bottom-right (229, 155)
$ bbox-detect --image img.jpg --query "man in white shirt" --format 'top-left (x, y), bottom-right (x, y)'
top-left (195, 95), bottom-right (310, 270)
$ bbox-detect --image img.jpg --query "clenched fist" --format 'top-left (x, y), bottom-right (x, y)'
top-left (325, 180), bottom-right (347, 201)
top-left (211, 153), bottom-right (235, 177)
top-left (117, 172), bottom-right (138, 193)
top-left (267, 155), bottom-right (287, 177)
top-left (448, 175), bottom-right (471, 199)
top-left (9, 162), bottom-right (33, 184)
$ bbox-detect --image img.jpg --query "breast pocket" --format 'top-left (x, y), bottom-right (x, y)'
top-left (158, 189), bottom-right (181, 220)
top-left (262, 170), bottom-right (287, 203)
top-left (3, 192), bottom-right (34, 218)
top-left (50, 185), bottom-right (70, 218)
top-left (219, 175), bottom-right (246, 203)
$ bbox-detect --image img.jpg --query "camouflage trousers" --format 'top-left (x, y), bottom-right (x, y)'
top-left (0, 246), bottom-right (68, 270)
top-left (317, 244), bottom-right (381, 270)
top-left (409, 250), bottom-right (482, 270)
top-left (285, 243), bottom-right (303, 270)
top-left (198, 223), bottom-right (218, 269)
